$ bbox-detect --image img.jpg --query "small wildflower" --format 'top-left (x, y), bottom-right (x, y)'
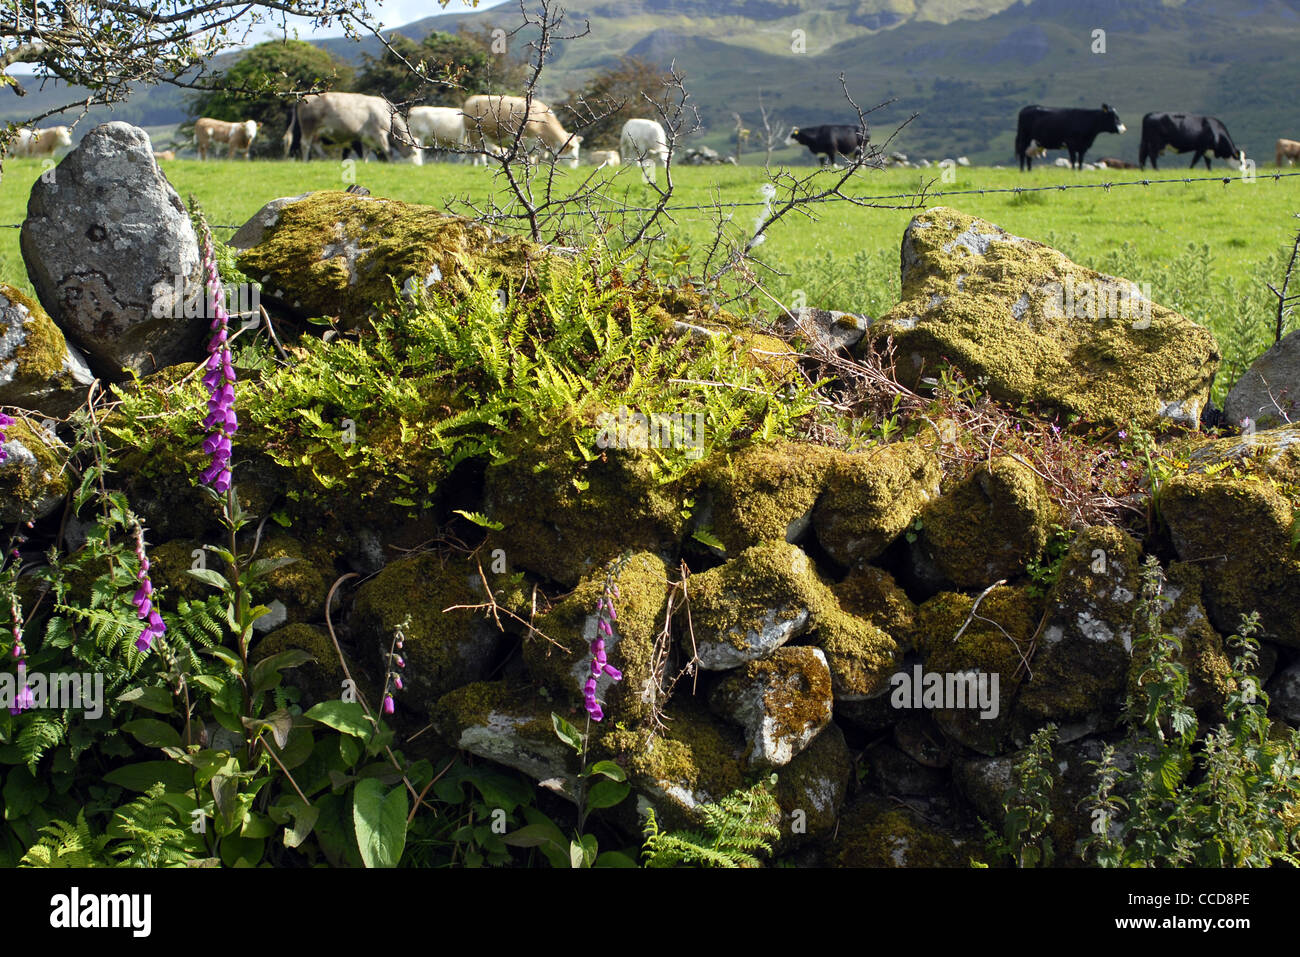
top-left (9, 682), bottom-right (34, 716)
top-left (194, 209), bottom-right (238, 494)
top-left (132, 524), bottom-right (165, 653)
top-left (1118, 430), bottom-right (1128, 441)
top-left (383, 694), bottom-right (395, 715)
top-left (0, 410), bottom-right (12, 465)
top-left (584, 559), bottom-right (626, 722)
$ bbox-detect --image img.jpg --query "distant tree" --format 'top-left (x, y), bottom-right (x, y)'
top-left (554, 56), bottom-right (673, 150)
top-left (356, 31), bottom-right (491, 106)
top-left (454, 24), bottom-right (533, 96)
top-left (188, 39), bottom-right (354, 157)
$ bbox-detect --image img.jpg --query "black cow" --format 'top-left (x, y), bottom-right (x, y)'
top-left (1138, 112), bottom-right (1243, 170)
top-left (785, 124), bottom-right (867, 166)
top-left (1015, 104), bottom-right (1126, 171)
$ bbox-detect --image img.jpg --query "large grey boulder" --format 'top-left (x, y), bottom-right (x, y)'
top-left (0, 284), bottom-right (93, 416)
top-left (1224, 328), bottom-right (1300, 430)
top-left (21, 122), bottom-right (206, 381)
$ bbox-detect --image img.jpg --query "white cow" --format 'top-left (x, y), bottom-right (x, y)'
top-left (588, 149), bottom-right (620, 168)
top-left (461, 95), bottom-right (581, 169)
top-left (11, 126), bottom-right (73, 158)
top-left (290, 92), bottom-right (422, 165)
top-left (620, 118), bottom-right (669, 183)
top-left (196, 118), bottom-right (259, 160)
top-left (408, 106), bottom-right (469, 159)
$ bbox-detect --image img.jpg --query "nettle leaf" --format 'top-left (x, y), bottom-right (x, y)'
top-left (187, 568), bottom-right (232, 592)
top-left (352, 778), bottom-right (408, 868)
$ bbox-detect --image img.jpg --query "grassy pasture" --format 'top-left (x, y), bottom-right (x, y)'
top-left (2, 158), bottom-right (1298, 402)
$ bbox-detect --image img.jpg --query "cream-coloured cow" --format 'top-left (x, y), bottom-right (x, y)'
top-left (195, 117), bottom-right (259, 160)
top-left (1276, 138), bottom-right (1300, 167)
top-left (11, 126), bottom-right (73, 158)
top-left (588, 149), bottom-right (620, 168)
top-left (461, 95), bottom-right (581, 168)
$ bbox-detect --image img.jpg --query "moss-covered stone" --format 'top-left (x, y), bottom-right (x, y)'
top-left (859, 208), bottom-right (1220, 430)
top-left (0, 283), bottom-right (92, 417)
top-left (250, 622), bottom-right (348, 708)
top-left (255, 531), bottom-right (339, 625)
top-left (351, 551), bottom-right (506, 711)
top-left (834, 796), bottom-right (986, 867)
top-left (812, 440), bottom-right (942, 567)
top-left (916, 456), bottom-right (1058, 589)
top-left (235, 191), bottom-right (560, 330)
top-left (145, 539), bottom-right (210, 605)
top-left (0, 417), bottom-right (68, 523)
top-left (709, 646), bottom-right (834, 767)
top-left (695, 442), bottom-right (840, 554)
top-left (432, 680), bottom-right (581, 797)
top-left (1014, 526), bottom-right (1142, 731)
top-left (1161, 430), bottom-right (1300, 648)
top-left (600, 699), bottom-right (748, 830)
top-left (831, 565), bottom-right (918, 649)
top-left (913, 585), bottom-right (1039, 754)
top-left (485, 424), bottom-right (687, 588)
top-left (525, 551), bottom-right (668, 725)
top-left (811, 604), bottom-right (899, 702)
top-left (773, 721), bottom-right (851, 850)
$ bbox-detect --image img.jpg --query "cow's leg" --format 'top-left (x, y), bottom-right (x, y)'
top-left (1190, 151), bottom-right (1202, 169)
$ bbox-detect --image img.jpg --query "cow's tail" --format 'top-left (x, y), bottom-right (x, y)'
top-left (288, 105), bottom-right (302, 161)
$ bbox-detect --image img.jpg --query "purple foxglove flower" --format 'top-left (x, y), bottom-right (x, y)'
top-left (603, 666), bottom-right (622, 680)
top-left (383, 694), bottom-right (395, 715)
top-left (9, 683), bottom-right (34, 715)
top-left (0, 410), bottom-right (12, 465)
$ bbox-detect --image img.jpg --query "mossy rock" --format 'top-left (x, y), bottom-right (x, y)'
top-left (234, 191), bottom-right (560, 330)
top-left (351, 551), bottom-right (507, 711)
top-left (694, 442), bottom-right (841, 554)
top-left (708, 646), bottom-right (834, 768)
top-left (255, 531), bottom-right (340, 625)
top-left (830, 565), bottom-right (918, 649)
top-left (912, 585), bottom-right (1039, 754)
top-left (432, 680), bottom-right (581, 798)
top-left (0, 417), bottom-right (68, 523)
top-left (834, 796), bottom-right (986, 867)
top-left (1014, 526), bottom-right (1142, 732)
top-left (810, 602), bottom-right (899, 702)
top-left (773, 722), bottom-right (851, 851)
top-left (859, 207), bottom-right (1220, 430)
top-left (0, 283), bottom-right (93, 417)
top-left (812, 440), bottom-right (942, 567)
top-left (484, 424), bottom-right (687, 588)
top-left (249, 623), bottom-right (349, 708)
top-left (915, 456), bottom-right (1058, 589)
top-left (1161, 430), bottom-right (1300, 649)
top-left (600, 699), bottom-right (748, 831)
top-left (145, 539), bottom-right (210, 605)
top-left (525, 552), bottom-right (668, 725)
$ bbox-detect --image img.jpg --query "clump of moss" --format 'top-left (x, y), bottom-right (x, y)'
top-left (861, 207), bottom-right (1220, 430)
top-left (835, 797), bottom-right (986, 867)
top-left (0, 284), bottom-right (86, 417)
top-left (709, 646), bottom-right (834, 767)
top-left (812, 440), bottom-right (942, 566)
top-left (525, 552), bottom-right (668, 724)
top-left (255, 531), bottom-right (340, 624)
top-left (696, 442), bottom-right (841, 553)
top-left (145, 539), bottom-right (210, 604)
top-left (0, 417), bottom-right (68, 523)
top-left (831, 565), bottom-right (918, 648)
top-left (772, 722), bottom-right (852, 849)
top-left (351, 551), bottom-right (506, 710)
top-left (917, 456), bottom-right (1058, 589)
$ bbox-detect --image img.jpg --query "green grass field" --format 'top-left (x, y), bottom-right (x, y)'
top-left (3, 158), bottom-right (1298, 402)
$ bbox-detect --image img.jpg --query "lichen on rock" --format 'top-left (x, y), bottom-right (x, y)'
top-left (0, 284), bottom-right (93, 417)
top-left (0, 416), bottom-right (68, 523)
top-left (708, 646), bottom-right (834, 767)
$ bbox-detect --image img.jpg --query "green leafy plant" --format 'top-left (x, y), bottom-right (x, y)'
top-left (641, 778), bottom-right (781, 868)
top-left (984, 723), bottom-right (1058, 868)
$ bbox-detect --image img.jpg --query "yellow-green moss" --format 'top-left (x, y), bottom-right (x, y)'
top-left (918, 456), bottom-right (1058, 588)
top-left (525, 551), bottom-right (668, 724)
top-left (145, 539), bottom-right (210, 604)
top-left (712, 647), bottom-right (833, 759)
top-left (1, 284), bottom-right (66, 381)
top-left (772, 722), bottom-right (851, 847)
top-left (250, 622), bottom-right (348, 706)
top-left (861, 208), bottom-right (1220, 429)
top-left (0, 417), bottom-right (68, 523)
top-left (831, 565), bottom-right (917, 648)
top-left (236, 192), bottom-right (558, 329)
top-left (835, 797), bottom-right (986, 867)
top-left (813, 440), bottom-right (942, 566)
top-left (699, 442), bottom-right (840, 553)
top-left (256, 531), bottom-right (339, 623)
top-left (352, 551), bottom-right (505, 707)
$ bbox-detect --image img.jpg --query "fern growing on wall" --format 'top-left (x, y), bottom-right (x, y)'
top-left (642, 780), bottom-right (781, 868)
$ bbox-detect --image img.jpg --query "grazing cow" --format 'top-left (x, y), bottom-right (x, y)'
top-left (1097, 157), bottom-right (1138, 169)
top-left (1138, 112), bottom-right (1243, 170)
top-left (153, 150), bottom-right (176, 162)
top-left (408, 106), bottom-right (470, 160)
top-left (289, 92), bottom-right (422, 164)
top-left (588, 149), bottom-right (620, 168)
top-left (1276, 138), bottom-right (1300, 167)
top-left (11, 126), bottom-right (73, 158)
top-left (620, 118), bottom-right (668, 168)
top-left (196, 118), bottom-right (259, 160)
top-left (1015, 104), bottom-right (1125, 171)
top-left (461, 95), bottom-right (581, 168)
top-left (785, 124), bottom-right (867, 166)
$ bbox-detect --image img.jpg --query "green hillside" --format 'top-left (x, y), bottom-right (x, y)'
top-left (3, 0), bottom-right (1300, 164)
